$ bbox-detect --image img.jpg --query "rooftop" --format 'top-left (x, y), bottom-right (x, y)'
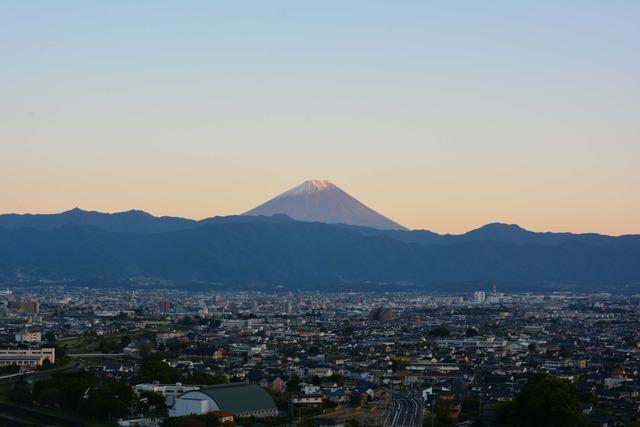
top-left (198, 383), bottom-right (277, 414)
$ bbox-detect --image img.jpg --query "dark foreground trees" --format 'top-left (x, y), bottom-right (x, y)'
top-left (163, 413), bottom-right (222, 427)
top-left (9, 371), bottom-right (136, 420)
top-left (136, 355), bottom-right (180, 383)
top-left (495, 373), bottom-right (589, 427)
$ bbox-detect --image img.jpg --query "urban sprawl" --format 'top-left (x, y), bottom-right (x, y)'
top-left (0, 287), bottom-right (639, 427)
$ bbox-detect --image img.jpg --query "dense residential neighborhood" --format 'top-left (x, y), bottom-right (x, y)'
top-left (0, 286), bottom-right (639, 426)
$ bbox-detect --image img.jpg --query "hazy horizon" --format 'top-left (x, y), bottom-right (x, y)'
top-left (2, 179), bottom-right (638, 237)
top-left (2, 2), bottom-right (639, 234)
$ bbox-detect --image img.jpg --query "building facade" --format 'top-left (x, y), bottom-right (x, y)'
top-left (170, 383), bottom-right (278, 418)
top-left (0, 348), bottom-right (55, 367)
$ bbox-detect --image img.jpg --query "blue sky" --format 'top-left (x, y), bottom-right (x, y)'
top-left (1, 1), bottom-right (639, 233)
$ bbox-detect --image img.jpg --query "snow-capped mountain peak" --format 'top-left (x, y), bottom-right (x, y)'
top-left (244, 179), bottom-right (406, 230)
top-left (278, 179), bottom-right (337, 197)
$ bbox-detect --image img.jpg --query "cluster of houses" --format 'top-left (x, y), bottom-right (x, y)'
top-left (1, 287), bottom-right (639, 426)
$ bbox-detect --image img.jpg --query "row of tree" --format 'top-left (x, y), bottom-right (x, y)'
top-left (421, 373), bottom-right (591, 427)
top-left (10, 371), bottom-right (137, 420)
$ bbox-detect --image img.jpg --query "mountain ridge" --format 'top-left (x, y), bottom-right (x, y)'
top-left (0, 208), bottom-right (636, 241)
top-left (0, 209), bottom-right (639, 290)
top-left (0, 218), bottom-right (638, 289)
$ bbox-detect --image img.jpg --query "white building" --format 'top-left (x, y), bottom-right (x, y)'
top-left (473, 291), bottom-right (486, 304)
top-left (15, 330), bottom-right (42, 343)
top-left (282, 300), bottom-right (292, 315)
top-left (303, 385), bottom-right (321, 395)
top-left (134, 382), bottom-right (199, 406)
top-left (170, 383), bottom-right (277, 418)
top-left (291, 394), bottom-right (323, 405)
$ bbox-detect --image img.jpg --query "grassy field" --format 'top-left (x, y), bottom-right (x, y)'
top-left (59, 331), bottom-right (128, 354)
top-left (59, 328), bottom-right (161, 354)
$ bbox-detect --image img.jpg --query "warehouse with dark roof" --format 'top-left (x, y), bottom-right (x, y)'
top-left (169, 383), bottom-right (278, 418)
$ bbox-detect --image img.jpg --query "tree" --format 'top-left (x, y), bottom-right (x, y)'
top-left (465, 327), bottom-right (479, 338)
top-left (37, 387), bottom-right (59, 407)
top-left (422, 414), bottom-right (448, 427)
top-left (52, 344), bottom-right (67, 360)
top-left (188, 372), bottom-right (228, 385)
top-left (559, 344), bottom-right (574, 358)
top-left (162, 413), bottom-right (221, 427)
top-left (328, 373), bottom-right (344, 387)
top-left (428, 325), bottom-right (450, 338)
top-left (139, 391), bottom-right (168, 417)
top-left (300, 417), bottom-right (316, 427)
top-left (10, 379), bottom-right (32, 405)
top-left (101, 340), bottom-right (113, 353)
top-left (287, 373), bottom-right (301, 391)
top-left (44, 331), bottom-right (57, 344)
top-left (179, 316), bottom-right (196, 326)
top-left (32, 372), bottom-right (97, 411)
top-left (121, 335), bottom-right (132, 349)
top-left (494, 374), bottom-right (589, 427)
top-left (434, 398), bottom-right (460, 424)
top-left (137, 355), bottom-right (180, 384)
top-left (459, 396), bottom-right (479, 421)
top-left (79, 382), bottom-right (135, 419)
top-left (0, 365), bottom-right (20, 375)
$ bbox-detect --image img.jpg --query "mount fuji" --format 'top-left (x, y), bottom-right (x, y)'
top-left (244, 179), bottom-right (407, 230)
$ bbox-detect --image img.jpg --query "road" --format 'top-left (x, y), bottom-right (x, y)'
top-left (68, 353), bottom-right (128, 357)
top-left (384, 392), bottom-right (423, 427)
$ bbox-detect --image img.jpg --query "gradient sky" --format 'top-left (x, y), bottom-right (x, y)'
top-left (1, 1), bottom-right (639, 234)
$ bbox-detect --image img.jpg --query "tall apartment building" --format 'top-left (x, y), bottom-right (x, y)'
top-left (282, 300), bottom-right (292, 315)
top-left (22, 301), bottom-right (40, 314)
top-left (473, 291), bottom-right (486, 304)
top-left (159, 300), bottom-right (171, 313)
top-left (367, 307), bottom-right (394, 322)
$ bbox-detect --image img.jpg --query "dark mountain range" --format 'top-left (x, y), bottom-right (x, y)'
top-left (337, 222), bottom-right (620, 246)
top-left (244, 179), bottom-right (407, 230)
top-left (1, 208), bottom-right (626, 246)
top-left (0, 208), bottom-right (195, 233)
top-left (0, 211), bottom-right (638, 290)
top-left (0, 208), bottom-right (294, 233)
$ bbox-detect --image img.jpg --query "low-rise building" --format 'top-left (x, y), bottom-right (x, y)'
top-left (134, 382), bottom-right (200, 406)
top-left (14, 330), bottom-right (42, 343)
top-left (170, 383), bottom-right (278, 418)
top-left (0, 348), bottom-right (55, 367)
top-left (291, 394), bottom-right (323, 405)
